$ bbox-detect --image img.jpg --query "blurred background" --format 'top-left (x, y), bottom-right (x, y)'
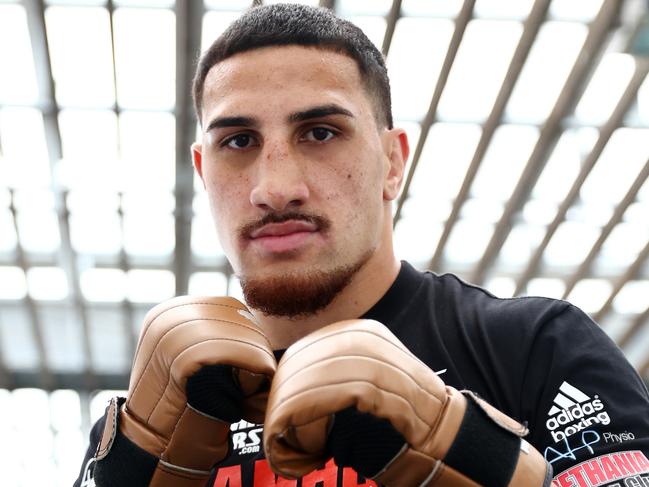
top-left (1, 0), bottom-right (649, 484)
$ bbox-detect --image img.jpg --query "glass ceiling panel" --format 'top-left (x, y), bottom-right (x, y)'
top-left (68, 192), bottom-right (122, 255)
top-left (0, 209), bottom-right (17, 254)
top-left (614, 280), bottom-right (649, 314)
top-left (58, 109), bottom-right (119, 190)
top-left (0, 5), bottom-right (38, 106)
top-left (638, 74), bottom-right (649, 126)
top-left (567, 278), bottom-right (613, 314)
top-left (39, 305), bottom-right (85, 372)
top-left (471, 124), bottom-right (539, 201)
top-left (15, 209), bottom-right (60, 255)
top-left (506, 21), bottom-right (588, 124)
top-left (473, 0), bottom-right (534, 20)
top-left (337, 0), bottom-right (391, 16)
top-left (203, 0), bottom-right (250, 10)
top-left (599, 222), bottom-right (649, 268)
top-left (0, 108), bottom-right (51, 189)
top-left (624, 325), bottom-right (649, 369)
top-left (127, 269), bottom-right (174, 303)
top-left (188, 271), bottom-right (227, 296)
top-left (81, 268), bottom-right (126, 302)
top-left (87, 307), bottom-right (129, 373)
top-left (498, 222), bottom-right (545, 267)
top-left (574, 53), bottom-right (636, 126)
top-left (192, 212), bottom-right (224, 258)
top-left (113, 7), bottom-right (175, 110)
top-left (114, 0), bottom-right (175, 7)
top-left (444, 220), bottom-right (494, 264)
top-left (566, 201), bottom-right (613, 226)
top-left (123, 213), bottom-right (174, 257)
top-left (438, 19), bottom-right (522, 123)
top-left (401, 0), bottom-right (462, 18)
top-left (201, 11), bottom-right (240, 53)
top-left (387, 18), bottom-right (454, 121)
top-left (0, 306), bottom-right (39, 370)
top-left (532, 127), bottom-right (598, 202)
top-left (484, 276), bottom-right (515, 298)
top-left (0, 266), bottom-right (27, 300)
top-left (543, 221), bottom-right (600, 268)
top-left (27, 267), bottom-right (69, 300)
top-left (526, 277), bottom-right (565, 299)
top-left (45, 6), bottom-right (115, 108)
top-left (522, 199), bottom-right (558, 226)
top-left (408, 123), bottom-right (482, 200)
top-left (580, 128), bottom-right (649, 204)
top-left (394, 215), bottom-right (443, 264)
top-left (119, 111), bottom-right (175, 191)
top-left (13, 189), bottom-right (60, 254)
top-left (549, 0), bottom-right (605, 22)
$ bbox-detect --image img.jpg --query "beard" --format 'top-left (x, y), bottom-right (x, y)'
top-left (239, 250), bottom-right (372, 318)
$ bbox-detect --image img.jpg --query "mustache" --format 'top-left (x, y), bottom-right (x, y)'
top-left (239, 211), bottom-right (331, 239)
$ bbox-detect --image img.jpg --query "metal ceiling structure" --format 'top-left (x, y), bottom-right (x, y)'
top-left (0, 0), bottom-right (648, 399)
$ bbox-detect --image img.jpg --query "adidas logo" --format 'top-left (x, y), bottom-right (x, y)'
top-left (545, 382), bottom-right (610, 443)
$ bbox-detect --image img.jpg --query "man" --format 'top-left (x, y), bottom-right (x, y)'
top-left (75, 4), bottom-right (649, 487)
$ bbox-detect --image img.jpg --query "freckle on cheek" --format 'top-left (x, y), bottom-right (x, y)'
top-left (347, 174), bottom-right (352, 179)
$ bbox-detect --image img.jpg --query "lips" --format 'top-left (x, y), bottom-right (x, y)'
top-left (249, 220), bottom-right (318, 239)
top-left (247, 220), bottom-right (319, 253)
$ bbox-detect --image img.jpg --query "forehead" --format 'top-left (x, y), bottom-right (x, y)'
top-left (201, 45), bottom-right (373, 125)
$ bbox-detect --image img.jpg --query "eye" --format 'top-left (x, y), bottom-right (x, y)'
top-left (302, 127), bottom-right (337, 143)
top-left (222, 133), bottom-right (257, 149)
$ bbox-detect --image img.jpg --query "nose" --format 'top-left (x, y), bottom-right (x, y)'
top-left (249, 142), bottom-right (309, 212)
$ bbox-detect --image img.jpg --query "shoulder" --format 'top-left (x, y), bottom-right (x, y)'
top-left (423, 271), bottom-right (573, 331)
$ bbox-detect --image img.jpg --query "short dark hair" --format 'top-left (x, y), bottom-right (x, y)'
top-left (192, 3), bottom-right (393, 129)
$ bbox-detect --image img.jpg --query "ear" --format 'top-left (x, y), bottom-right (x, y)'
top-left (382, 128), bottom-right (409, 201)
top-left (191, 142), bottom-right (205, 187)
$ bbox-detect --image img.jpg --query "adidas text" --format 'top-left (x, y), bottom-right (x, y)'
top-left (546, 398), bottom-right (610, 442)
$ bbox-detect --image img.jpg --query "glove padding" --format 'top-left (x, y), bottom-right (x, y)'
top-left (263, 319), bottom-right (552, 487)
top-left (97, 296), bottom-right (276, 487)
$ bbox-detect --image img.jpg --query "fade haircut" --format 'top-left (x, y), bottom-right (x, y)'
top-left (192, 3), bottom-right (393, 129)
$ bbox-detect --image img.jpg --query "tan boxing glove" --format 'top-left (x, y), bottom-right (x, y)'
top-left (264, 319), bottom-right (552, 487)
top-left (94, 296), bottom-right (276, 487)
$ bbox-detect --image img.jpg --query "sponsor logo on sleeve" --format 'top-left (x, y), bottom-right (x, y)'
top-left (551, 451), bottom-right (649, 487)
top-left (230, 419), bottom-right (263, 455)
top-left (546, 382), bottom-right (611, 443)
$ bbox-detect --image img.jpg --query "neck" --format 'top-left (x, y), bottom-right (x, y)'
top-left (252, 252), bottom-right (401, 350)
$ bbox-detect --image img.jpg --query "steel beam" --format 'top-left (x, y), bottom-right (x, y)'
top-left (174, 0), bottom-right (203, 296)
top-left (514, 60), bottom-right (649, 296)
top-left (470, 0), bottom-right (623, 285)
top-left (562, 151), bottom-right (649, 299)
top-left (593, 238), bottom-right (649, 324)
top-left (393, 0), bottom-right (475, 226)
top-left (424, 0), bottom-right (550, 272)
top-left (618, 305), bottom-right (649, 349)
top-left (22, 0), bottom-right (95, 389)
top-left (382, 0), bottom-right (402, 57)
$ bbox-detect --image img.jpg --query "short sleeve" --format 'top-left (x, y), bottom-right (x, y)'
top-left (521, 303), bottom-right (649, 485)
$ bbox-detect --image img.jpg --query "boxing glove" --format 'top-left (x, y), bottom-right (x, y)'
top-left (94, 296), bottom-right (276, 487)
top-left (264, 319), bottom-right (551, 487)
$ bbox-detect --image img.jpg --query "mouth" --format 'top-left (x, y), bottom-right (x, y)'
top-left (247, 220), bottom-right (320, 254)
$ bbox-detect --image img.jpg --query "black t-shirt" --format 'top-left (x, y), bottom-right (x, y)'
top-left (76, 261), bottom-right (649, 486)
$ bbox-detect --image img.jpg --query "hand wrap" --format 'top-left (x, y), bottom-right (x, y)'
top-left (263, 319), bottom-right (551, 487)
top-left (95, 296), bottom-right (276, 487)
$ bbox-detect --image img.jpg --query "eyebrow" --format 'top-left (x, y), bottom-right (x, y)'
top-left (205, 104), bottom-right (355, 133)
top-left (205, 116), bottom-right (257, 133)
top-left (287, 104), bottom-right (355, 123)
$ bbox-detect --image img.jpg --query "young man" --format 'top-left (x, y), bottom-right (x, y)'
top-left (75, 4), bottom-right (649, 487)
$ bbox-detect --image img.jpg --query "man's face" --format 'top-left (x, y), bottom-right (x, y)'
top-left (193, 45), bottom-right (406, 316)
